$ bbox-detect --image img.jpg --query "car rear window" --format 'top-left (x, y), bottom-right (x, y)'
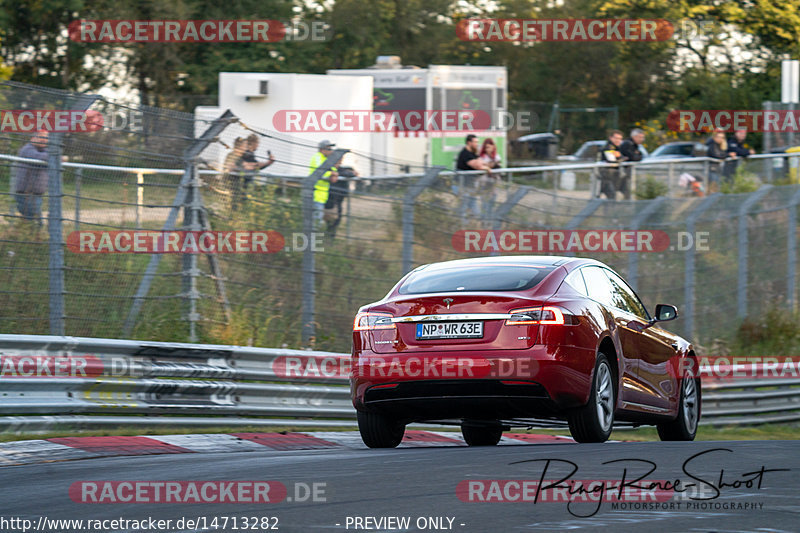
top-left (398, 265), bottom-right (557, 294)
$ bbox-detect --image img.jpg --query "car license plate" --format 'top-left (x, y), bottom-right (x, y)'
top-left (416, 321), bottom-right (483, 339)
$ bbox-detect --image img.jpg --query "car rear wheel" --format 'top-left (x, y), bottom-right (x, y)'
top-left (657, 374), bottom-right (700, 441)
top-left (357, 411), bottom-right (405, 448)
top-left (461, 422), bottom-right (503, 446)
top-left (568, 353), bottom-right (615, 443)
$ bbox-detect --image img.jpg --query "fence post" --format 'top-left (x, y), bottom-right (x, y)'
top-left (136, 171), bottom-right (144, 229)
top-left (627, 196), bottom-right (667, 290)
top-left (123, 110), bottom-right (235, 338)
top-left (182, 165), bottom-right (202, 342)
top-left (764, 101), bottom-right (774, 182)
top-left (401, 167), bottom-right (442, 274)
top-left (737, 185), bottom-right (773, 319)
top-left (48, 93), bottom-right (98, 336)
top-left (787, 187), bottom-right (800, 311)
top-left (684, 194), bottom-right (721, 340)
top-left (47, 132), bottom-right (67, 336)
top-left (74, 168), bottom-right (82, 231)
top-left (302, 148), bottom-right (348, 347)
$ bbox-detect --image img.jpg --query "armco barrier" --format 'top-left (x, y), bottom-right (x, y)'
top-left (0, 334), bottom-right (798, 432)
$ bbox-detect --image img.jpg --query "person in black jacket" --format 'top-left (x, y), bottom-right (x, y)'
top-left (598, 130), bottom-right (626, 199)
top-left (618, 128), bottom-right (646, 200)
top-left (705, 129), bottom-right (729, 191)
top-left (725, 129), bottom-right (754, 179)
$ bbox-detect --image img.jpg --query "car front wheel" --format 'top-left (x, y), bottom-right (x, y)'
top-left (657, 374), bottom-right (700, 441)
top-left (357, 411), bottom-right (405, 448)
top-left (568, 353), bottom-right (615, 443)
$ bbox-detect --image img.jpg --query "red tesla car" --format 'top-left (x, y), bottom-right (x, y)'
top-left (350, 256), bottom-right (700, 447)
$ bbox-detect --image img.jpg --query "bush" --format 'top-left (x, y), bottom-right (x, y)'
top-left (635, 175), bottom-right (669, 199)
top-left (720, 168), bottom-right (761, 194)
top-left (734, 306), bottom-right (800, 356)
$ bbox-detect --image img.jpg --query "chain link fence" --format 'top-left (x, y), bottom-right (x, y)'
top-left (2, 81), bottom-right (800, 353)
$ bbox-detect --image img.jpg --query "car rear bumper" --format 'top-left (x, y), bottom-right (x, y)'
top-left (350, 345), bottom-right (596, 421)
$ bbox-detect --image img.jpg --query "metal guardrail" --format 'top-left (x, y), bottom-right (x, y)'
top-left (1, 334), bottom-right (798, 433)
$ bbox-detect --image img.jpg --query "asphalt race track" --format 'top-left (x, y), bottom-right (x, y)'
top-left (1, 439), bottom-right (797, 533)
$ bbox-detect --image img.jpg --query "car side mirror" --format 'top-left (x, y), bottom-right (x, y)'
top-left (643, 304), bottom-right (678, 329)
top-left (654, 304), bottom-right (678, 322)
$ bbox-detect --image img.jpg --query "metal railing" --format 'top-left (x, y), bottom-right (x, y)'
top-left (0, 334), bottom-right (796, 433)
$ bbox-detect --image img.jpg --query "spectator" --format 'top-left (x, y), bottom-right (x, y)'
top-left (706, 129), bottom-right (729, 192)
top-left (223, 137), bottom-right (248, 210)
top-left (309, 140), bottom-right (339, 226)
top-left (618, 128), bottom-right (646, 200)
top-left (725, 129), bottom-right (754, 179)
top-left (598, 130), bottom-right (626, 199)
top-left (241, 134), bottom-right (276, 173)
top-left (478, 138), bottom-right (501, 218)
top-left (456, 134), bottom-right (492, 219)
top-left (13, 130), bottom-right (51, 225)
top-left (479, 138), bottom-right (502, 169)
top-left (727, 129), bottom-right (755, 158)
top-left (324, 166), bottom-right (357, 237)
top-left (240, 134), bottom-right (276, 195)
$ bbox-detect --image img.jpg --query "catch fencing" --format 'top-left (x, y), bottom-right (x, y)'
top-left (0, 334), bottom-right (796, 433)
top-left (3, 81), bottom-right (800, 353)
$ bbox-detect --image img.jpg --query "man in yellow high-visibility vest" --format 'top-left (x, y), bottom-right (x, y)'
top-left (308, 140), bottom-right (339, 225)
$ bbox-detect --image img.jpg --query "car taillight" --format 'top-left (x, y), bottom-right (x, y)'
top-left (505, 306), bottom-right (565, 325)
top-left (353, 312), bottom-right (396, 331)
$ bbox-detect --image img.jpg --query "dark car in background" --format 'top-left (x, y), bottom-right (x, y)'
top-left (351, 256), bottom-right (700, 448)
top-left (557, 140), bottom-right (606, 162)
top-left (648, 141), bottom-right (707, 160)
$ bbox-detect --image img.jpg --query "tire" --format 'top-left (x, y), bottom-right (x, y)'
top-left (657, 374), bottom-right (700, 441)
top-left (461, 422), bottom-right (503, 446)
top-left (568, 353), bottom-right (615, 443)
top-left (357, 410), bottom-right (405, 448)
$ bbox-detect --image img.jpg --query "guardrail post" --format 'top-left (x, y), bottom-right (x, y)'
top-left (302, 148), bottom-right (348, 347)
top-left (401, 167), bottom-right (442, 274)
top-left (737, 185), bottom-right (773, 319)
top-left (124, 110), bottom-right (235, 338)
top-left (684, 194), bottom-right (721, 340)
top-left (786, 187), bottom-right (800, 311)
top-left (627, 196), bottom-right (667, 290)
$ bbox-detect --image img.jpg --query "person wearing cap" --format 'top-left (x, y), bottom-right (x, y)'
top-left (13, 130), bottom-right (51, 225)
top-left (308, 140), bottom-right (339, 225)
